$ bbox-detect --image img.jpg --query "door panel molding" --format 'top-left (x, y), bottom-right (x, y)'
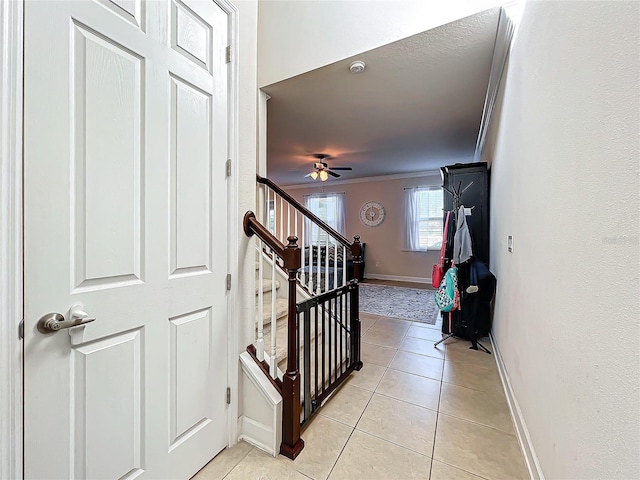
top-left (0, 1), bottom-right (24, 479)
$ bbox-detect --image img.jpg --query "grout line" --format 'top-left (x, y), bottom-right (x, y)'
top-left (431, 459), bottom-right (492, 480)
top-left (429, 339), bottom-right (445, 480)
top-left (219, 443), bottom-right (255, 480)
top-left (440, 377), bottom-right (503, 395)
top-left (324, 424), bottom-right (356, 479)
top-left (352, 429), bottom-right (433, 459)
top-left (436, 411), bottom-right (519, 437)
top-left (385, 363), bottom-right (443, 383)
top-left (369, 390), bottom-right (439, 414)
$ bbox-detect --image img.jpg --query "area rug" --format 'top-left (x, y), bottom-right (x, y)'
top-left (358, 283), bottom-right (439, 324)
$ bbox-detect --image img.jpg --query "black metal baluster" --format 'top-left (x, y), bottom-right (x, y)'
top-left (328, 298), bottom-right (332, 386)
top-left (339, 292), bottom-right (343, 374)
top-left (314, 297), bottom-right (319, 409)
top-left (329, 295), bottom-right (334, 383)
top-left (303, 308), bottom-right (311, 422)
top-left (319, 301), bottom-right (324, 396)
top-left (333, 297), bottom-right (342, 380)
top-left (352, 282), bottom-right (362, 370)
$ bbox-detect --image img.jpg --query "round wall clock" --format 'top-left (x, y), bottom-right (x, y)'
top-left (360, 201), bottom-right (385, 227)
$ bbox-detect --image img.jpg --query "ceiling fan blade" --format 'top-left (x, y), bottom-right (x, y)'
top-left (329, 167), bottom-right (352, 171)
top-left (304, 172), bottom-right (315, 177)
top-left (327, 170), bottom-right (341, 178)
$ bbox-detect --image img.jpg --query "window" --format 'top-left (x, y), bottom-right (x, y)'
top-left (404, 187), bottom-right (444, 251)
top-left (305, 193), bottom-right (345, 244)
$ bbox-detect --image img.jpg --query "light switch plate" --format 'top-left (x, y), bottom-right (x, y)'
top-left (508, 235), bottom-right (513, 253)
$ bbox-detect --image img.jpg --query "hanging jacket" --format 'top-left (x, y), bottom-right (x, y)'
top-left (453, 205), bottom-right (473, 264)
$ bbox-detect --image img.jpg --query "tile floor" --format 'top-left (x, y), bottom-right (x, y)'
top-left (194, 313), bottom-right (528, 480)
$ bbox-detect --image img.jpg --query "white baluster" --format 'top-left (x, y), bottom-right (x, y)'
top-left (287, 203), bottom-right (291, 238)
top-left (270, 249), bottom-right (277, 378)
top-left (257, 241), bottom-right (264, 361)
top-left (324, 230), bottom-right (329, 293)
top-left (315, 223), bottom-right (321, 295)
top-left (342, 245), bottom-right (347, 287)
top-left (279, 195), bottom-right (283, 242)
top-left (301, 212), bottom-right (307, 288)
top-left (269, 188), bottom-right (275, 235)
top-left (332, 238), bottom-right (338, 289)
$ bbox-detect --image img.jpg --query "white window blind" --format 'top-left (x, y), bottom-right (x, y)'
top-left (404, 188), bottom-right (444, 251)
top-left (305, 193), bottom-right (345, 244)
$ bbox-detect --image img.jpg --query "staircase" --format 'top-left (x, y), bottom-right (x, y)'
top-left (256, 271), bottom-right (287, 370)
top-left (240, 176), bottom-right (363, 460)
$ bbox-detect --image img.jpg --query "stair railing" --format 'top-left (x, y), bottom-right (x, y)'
top-left (297, 280), bottom-right (363, 426)
top-left (243, 211), bottom-right (305, 459)
top-left (257, 175), bottom-right (363, 291)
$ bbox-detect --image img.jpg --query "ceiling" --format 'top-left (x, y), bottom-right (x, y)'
top-left (263, 8), bottom-right (501, 186)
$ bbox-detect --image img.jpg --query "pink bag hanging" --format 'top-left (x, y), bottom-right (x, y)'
top-left (431, 211), bottom-right (450, 288)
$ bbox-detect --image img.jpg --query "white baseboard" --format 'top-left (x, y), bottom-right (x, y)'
top-left (490, 334), bottom-right (545, 480)
top-left (364, 274), bottom-right (431, 284)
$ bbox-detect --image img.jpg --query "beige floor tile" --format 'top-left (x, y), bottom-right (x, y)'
top-left (434, 414), bottom-right (528, 480)
top-left (410, 321), bottom-right (442, 330)
top-left (439, 383), bottom-right (515, 435)
top-left (399, 336), bottom-right (446, 359)
top-left (224, 449), bottom-right (309, 480)
top-left (371, 317), bottom-right (412, 335)
top-left (406, 325), bottom-right (444, 341)
top-left (444, 339), bottom-right (497, 369)
top-left (192, 441), bottom-right (253, 480)
top-left (346, 363), bottom-right (386, 391)
top-left (429, 460), bottom-right (485, 480)
top-left (360, 316), bottom-right (378, 335)
top-left (361, 327), bottom-right (406, 349)
top-left (443, 360), bottom-right (503, 394)
top-left (361, 342), bottom-right (397, 367)
top-left (356, 394), bottom-right (437, 457)
top-left (320, 384), bottom-right (373, 427)
top-left (292, 415), bottom-right (353, 480)
top-left (376, 369), bottom-right (441, 411)
top-left (389, 350), bottom-right (443, 381)
top-left (328, 430), bottom-right (432, 480)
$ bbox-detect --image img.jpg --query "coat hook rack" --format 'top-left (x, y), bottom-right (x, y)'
top-left (444, 181), bottom-right (474, 221)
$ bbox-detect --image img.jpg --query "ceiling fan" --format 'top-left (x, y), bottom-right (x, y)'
top-left (304, 154), bottom-right (352, 181)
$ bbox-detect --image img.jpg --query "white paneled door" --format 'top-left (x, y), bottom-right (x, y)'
top-left (23, 1), bottom-right (229, 478)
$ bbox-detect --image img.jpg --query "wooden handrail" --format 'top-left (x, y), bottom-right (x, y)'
top-left (257, 175), bottom-right (352, 249)
top-left (243, 211), bottom-right (301, 270)
top-left (244, 211), bottom-right (285, 256)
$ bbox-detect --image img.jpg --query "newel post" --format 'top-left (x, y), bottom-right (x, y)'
top-left (351, 235), bottom-right (363, 281)
top-left (280, 236), bottom-right (304, 459)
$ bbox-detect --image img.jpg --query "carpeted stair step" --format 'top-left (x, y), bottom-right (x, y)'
top-left (257, 296), bottom-right (288, 328)
top-left (256, 278), bottom-right (280, 295)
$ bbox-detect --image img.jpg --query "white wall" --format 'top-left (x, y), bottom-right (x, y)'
top-left (485, 1), bottom-right (640, 478)
top-left (287, 173), bottom-right (443, 282)
top-left (231, 0), bottom-right (259, 359)
top-left (257, 0), bottom-right (504, 87)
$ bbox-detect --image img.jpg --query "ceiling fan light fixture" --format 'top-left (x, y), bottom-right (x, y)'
top-left (310, 171), bottom-right (318, 180)
top-left (319, 170), bottom-right (329, 181)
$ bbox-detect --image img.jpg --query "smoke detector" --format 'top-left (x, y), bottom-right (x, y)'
top-left (349, 60), bottom-right (366, 74)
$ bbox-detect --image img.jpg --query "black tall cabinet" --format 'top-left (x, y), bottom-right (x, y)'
top-left (441, 162), bottom-right (490, 266)
top-left (440, 162), bottom-right (492, 339)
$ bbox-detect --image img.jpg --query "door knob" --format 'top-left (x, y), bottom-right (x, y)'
top-left (37, 305), bottom-right (96, 334)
